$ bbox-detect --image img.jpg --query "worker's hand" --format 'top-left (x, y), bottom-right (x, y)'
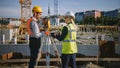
top-left (45, 31), bottom-right (50, 36)
top-left (51, 33), bottom-right (56, 38)
top-left (56, 31), bottom-right (61, 35)
top-left (41, 31), bottom-right (45, 36)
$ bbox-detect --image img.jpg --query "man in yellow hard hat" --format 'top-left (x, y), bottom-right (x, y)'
top-left (51, 11), bottom-right (78, 68)
top-left (27, 6), bottom-right (44, 68)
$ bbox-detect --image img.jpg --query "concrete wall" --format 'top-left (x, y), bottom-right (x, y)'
top-left (0, 44), bottom-right (120, 56)
top-left (9, 20), bottom-right (21, 26)
top-left (0, 29), bottom-right (13, 44)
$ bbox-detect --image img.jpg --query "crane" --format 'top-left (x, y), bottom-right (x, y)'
top-left (18, 0), bottom-right (59, 35)
top-left (11, 0), bottom-right (32, 43)
top-left (18, 0), bottom-right (32, 35)
top-left (54, 0), bottom-right (59, 26)
top-left (17, 0), bottom-right (59, 37)
top-left (54, 0), bottom-right (58, 16)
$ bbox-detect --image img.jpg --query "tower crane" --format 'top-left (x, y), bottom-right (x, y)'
top-left (54, 0), bottom-right (59, 26)
top-left (18, 0), bottom-right (59, 35)
top-left (54, 0), bottom-right (58, 16)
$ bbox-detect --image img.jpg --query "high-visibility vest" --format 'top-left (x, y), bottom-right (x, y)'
top-left (26, 17), bottom-right (33, 35)
top-left (62, 23), bottom-right (78, 54)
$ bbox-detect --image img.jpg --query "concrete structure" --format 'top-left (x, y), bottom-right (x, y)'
top-left (9, 20), bottom-right (21, 26)
top-left (0, 18), bottom-right (21, 26)
top-left (85, 10), bottom-right (101, 18)
top-left (50, 16), bottom-right (61, 26)
top-left (102, 8), bottom-right (120, 18)
top-left (0, 29), bottom-right (13, 44)
top-left (78, 25), bottom-right (118, 33)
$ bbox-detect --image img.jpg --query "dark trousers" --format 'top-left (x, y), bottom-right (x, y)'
top-left (28, 37), bottom-right (41, 68)
top-left (61, 54), bottom-right (77, 68)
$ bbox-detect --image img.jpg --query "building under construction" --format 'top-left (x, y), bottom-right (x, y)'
top-left (0, 0), bottom-right (120, 68)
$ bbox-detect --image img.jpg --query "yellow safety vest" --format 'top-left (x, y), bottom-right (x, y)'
top-left (62, 23), bottom-right (78, 54)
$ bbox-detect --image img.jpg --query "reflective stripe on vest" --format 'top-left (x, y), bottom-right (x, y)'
top-left (63, 40), bottom-right (76, 42)
top-left (26, 18), bottom-right (33, 35)
top-left (63, 25), bottom-right (76, 42)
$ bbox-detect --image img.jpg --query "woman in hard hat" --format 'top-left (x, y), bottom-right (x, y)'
top-left (51, 11), bottom-right (78, 68)
top-left (42, 17), bottom-right (50, 31)
top-left (27, 6), bottom-right (44, 68)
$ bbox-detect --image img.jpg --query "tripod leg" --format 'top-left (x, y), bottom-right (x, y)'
top-left (50, 37), bottom-right (62, 67)
top-left (45, 36), bottom-right (51, 68)
top-left (35, 36), bottom-right (44, 67)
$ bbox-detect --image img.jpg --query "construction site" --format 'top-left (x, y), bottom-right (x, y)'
top-left (0, 0), bottom-right (120, 68)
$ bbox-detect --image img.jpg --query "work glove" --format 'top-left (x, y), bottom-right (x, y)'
top-left (45, 31), bottom-right (50, 36)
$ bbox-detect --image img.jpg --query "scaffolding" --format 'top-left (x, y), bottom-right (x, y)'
top-left (18, 0), bottom-right (32, 35)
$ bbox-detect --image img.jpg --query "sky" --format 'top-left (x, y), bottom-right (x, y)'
top-left (0, 0), bottom-right (120, 18)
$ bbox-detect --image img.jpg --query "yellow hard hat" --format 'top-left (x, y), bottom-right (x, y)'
top-left (32, 6), bottom-right (42, 13)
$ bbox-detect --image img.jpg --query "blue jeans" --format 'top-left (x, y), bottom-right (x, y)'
top-left (61, 54), bottom-right (77, 68)
top-left (28, 37), bottom-right (41, 68)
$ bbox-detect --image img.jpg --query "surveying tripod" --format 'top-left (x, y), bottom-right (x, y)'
top-left (35, 33), bottom-right (61, 68)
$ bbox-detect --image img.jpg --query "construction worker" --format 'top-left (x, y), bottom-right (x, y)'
top-left (26, 6), bottom-right (44, 68)
top-left (42, 17), bottom-right (50, 31)
top-left (51, 11), bottom-right (78, 68)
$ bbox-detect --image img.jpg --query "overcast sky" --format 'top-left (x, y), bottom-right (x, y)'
top-left (0, 0), bottom-right (120, 18)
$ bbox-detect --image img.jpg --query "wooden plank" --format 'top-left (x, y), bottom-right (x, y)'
top-left (24, 66), bottom-right (58, 68)
top-left (1, 52), bottom-right (13, 60)
top-left (98, 58), bottom-right (120, 61)
top-left (76, 58), bottom-right (120, 61)
top-left (1, 53), bottom-right (7, 60)
top-left (0, 58), bottom-right (120, 63)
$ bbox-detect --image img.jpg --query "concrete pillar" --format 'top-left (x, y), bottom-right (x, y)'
top-left (86, 28), bottom-right (89, 32)
top-left (86, 28), bottom-right (88, 32)
top-left (101, 34), bottom-right (105, 40)
top-left (96, 35), bottom-right (98, 45)
top-left (26, 35), bottom-right (29, 44)
top-left (2, 34), bottom-right (5, 44)
top-left (89, 27), bottom-right (91, 32)
top-left (95, 28), bottom-right (97, 33)
top-left (14, 37), bottom-right (17, 44)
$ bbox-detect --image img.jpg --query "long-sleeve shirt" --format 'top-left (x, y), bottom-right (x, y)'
top-left (30, 17), bottom-right (43, 38)
top-left (55, 26), bottom-right (68, 41)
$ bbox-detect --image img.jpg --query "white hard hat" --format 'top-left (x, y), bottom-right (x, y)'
top-left (65, 11), bottom-right (75, 18)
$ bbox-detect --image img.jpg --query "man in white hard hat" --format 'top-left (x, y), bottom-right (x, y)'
top-left (51, 11), bottom-right (78, 68)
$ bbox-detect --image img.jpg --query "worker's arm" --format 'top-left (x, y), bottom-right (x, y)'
top-left (52, 26), bottom-right (68, 41)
